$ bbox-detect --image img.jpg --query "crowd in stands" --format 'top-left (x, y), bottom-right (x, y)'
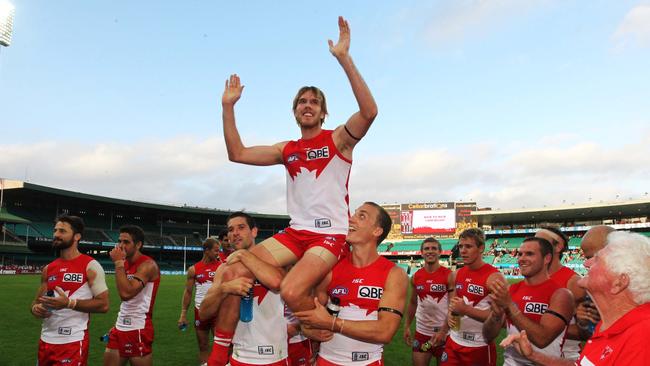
top-left (0, 264), bottom-right (44, 274)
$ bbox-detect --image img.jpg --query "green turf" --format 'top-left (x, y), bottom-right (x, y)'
top-left (0, 275), bottom-right (509, 365)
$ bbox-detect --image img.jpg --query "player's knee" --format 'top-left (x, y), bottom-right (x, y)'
top-left (280, 281), bottom-right (307, 307)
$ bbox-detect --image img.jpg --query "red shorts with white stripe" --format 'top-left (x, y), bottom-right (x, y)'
top-left (440, 336), bottom-right (496, 366)
top-left (288, 339), bottom-right (313, 366)
top-left (273, 228), bottom-right (348, 260)
top-left (106, 323), bottom-right (154, 358)
top-left (38, 333), bottom-right (89, 366)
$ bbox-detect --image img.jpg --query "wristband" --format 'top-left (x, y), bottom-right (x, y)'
top-left (331, 317), bottom-right (337, 332)
top-left (67, 298), bottom-right (77, 309)
top-left (339, 319), bottom-right (346, 335)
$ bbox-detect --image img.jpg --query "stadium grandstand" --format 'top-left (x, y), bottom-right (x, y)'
top-left (379, 200), bottom-right (650, 277)
top-left (2, 178), bottom-right (650, 278)
top-left (0, 179), bottom-right (289, 274)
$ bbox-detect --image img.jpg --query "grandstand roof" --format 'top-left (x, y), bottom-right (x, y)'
top-left (471, 199), bottom-right (650, 225)
top-left (0, 207), bottom-right (30, 224)
top-left (1, 179), bottom-right (288, 219)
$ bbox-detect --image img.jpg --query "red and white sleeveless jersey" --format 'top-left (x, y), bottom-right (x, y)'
top-left (115, 255), bottom-right (160, 331)
top-left (413, 266), bottom-right (452, 336)
top-left (282, 129), bottom-right (351, 235)
top-left (320, 256), bottom-right (395, 365)
top-left (504, 279), bottom-right (566, 365)
top-left (231, 282), bottom-right (288, 364)
top-left (193, 260), bottom-right (221, 309)
top-left (41, 254), bottom-right (96, 344)
top-left (450, 263), bottom-right (499, 347)
top-left (551, 265), bottom-right (581, 360)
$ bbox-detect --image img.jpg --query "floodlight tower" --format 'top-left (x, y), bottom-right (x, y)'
top-left (0, 0), bottom-right (15, 60)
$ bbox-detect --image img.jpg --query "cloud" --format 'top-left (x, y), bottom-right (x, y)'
top-left (417, 0), bottom-right (545, 46)
top-left (613, 4), bottom-right (650, 50)
top-left (1, 131), bottom-right (649, 215)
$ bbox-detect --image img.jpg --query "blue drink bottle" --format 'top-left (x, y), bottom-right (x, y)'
top-left (240, 286), bottom-right (254, 323)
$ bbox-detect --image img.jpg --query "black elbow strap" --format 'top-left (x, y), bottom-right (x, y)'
top-left (344, 124), bottom-right (362, 141)
top-left (545, 309), bottom-right (569, 325)
top-left (132, 276), bottom-right (146, 289)
top-left (378, 307), bottom-right (403, 318)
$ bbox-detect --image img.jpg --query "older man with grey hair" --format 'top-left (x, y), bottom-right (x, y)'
top-left (501, 231), bottom-right (650, 365)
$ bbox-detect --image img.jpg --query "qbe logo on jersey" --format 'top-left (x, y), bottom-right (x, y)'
top-left (467, 284), bottom-right (484, 296)
top-left (430, 284), bottom-right (446, 292)
top-left (358, 286), bottom-right (383, 300)
top-left (306, 146), bottom-right (329, 160)
top-left (63, 273), bottom-right (83, 283)
top-left (524, 302), bottom-right (548, 315)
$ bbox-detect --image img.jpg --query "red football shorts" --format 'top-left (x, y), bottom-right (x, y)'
top-left (273, 228), bottom-right (348, 260)
top-left (413, 330), bottom-right (445, 358)
top-left (440, 337), bottom-right (496, 366)
top-left (38, 334), bottom-right (89, 366)
top-left (194, 307), bottom-right (216, 331)
top-left (288, 339), bottom-right (313, 366)
top-left (106, 323), bottom-right (154, 358)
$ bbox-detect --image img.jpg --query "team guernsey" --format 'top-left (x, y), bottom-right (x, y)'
top-left (41, 254), bottom-right (98, 344)
top-left (194, 260), bottom-right (221, 310)
top-left (504, 279), bottom-right (566, 366)
top-left (551, 265), bottom-right (581, 360)
top-left (449, 263), bottom-right (500, 347)
top-left (576, 303), bottom-right (650, 366)
top-left (282, 129), bottom-right (351, 235)
top-left (319, 256), bottom-right (395, 365)
top-left (230, 281), bottom-right (288, 365)
top-left (115, 255), bottom-right (160, 331)
top-left (413, 266), bottom-right (452, 337)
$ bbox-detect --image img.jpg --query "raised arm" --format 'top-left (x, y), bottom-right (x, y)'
top-left (330, 16), bottom-right (378, 155)
top-left (222, 74), bottom-right (286, 166)
top-left (111, 249), bottom-right (159, 301)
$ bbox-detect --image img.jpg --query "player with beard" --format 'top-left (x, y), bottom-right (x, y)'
top-left (209, 16), bottom-right (378, 366)
top-left (404, 238), bottom-right (454, 366)
top-left (441, 228), bottom-right (504, 366)
top-left (178, 238), bottom-right (224, 365)
top-left (32, 215), bottom-right (109, 366)
top-left (104, 225), bottom-right (160, 366)
top-left (482, 237), bottom-right (574, 365)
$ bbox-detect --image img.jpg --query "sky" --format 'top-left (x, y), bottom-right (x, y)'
top-left (1, 0), bottom-right (649, 215)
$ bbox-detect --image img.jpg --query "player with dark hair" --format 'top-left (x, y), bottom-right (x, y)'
top-left (482, 237), bottom-right (574, 365)
top-left (535, 226), bottom-right (584, 360)
top-left (32, 215), bottom-right (109, 366)
top-left (104, 225), bottom-right (160, 366)
top-left (296, 202), bottom-right (408, 365)
top-left (178, 238), bottom-right (224, 365)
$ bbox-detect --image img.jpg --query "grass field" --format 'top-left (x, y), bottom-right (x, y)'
top-left (0, 275), bottom-right (508, 365)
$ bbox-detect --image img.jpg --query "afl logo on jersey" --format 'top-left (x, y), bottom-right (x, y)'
top-left (467, 284), bottom-right (484, 296)
top-left (358, 286), bottom-right (383, 299)
top-left (331, 286), bottom-right (349, 296)
top-left (306, 146), bottom-right (329, 160)
top-left (63, 273), bottom-right (83, 283)
top-left (287, 154), bottom-right (299, 163)
top-left (524, 302), bottom-right (548, 315)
